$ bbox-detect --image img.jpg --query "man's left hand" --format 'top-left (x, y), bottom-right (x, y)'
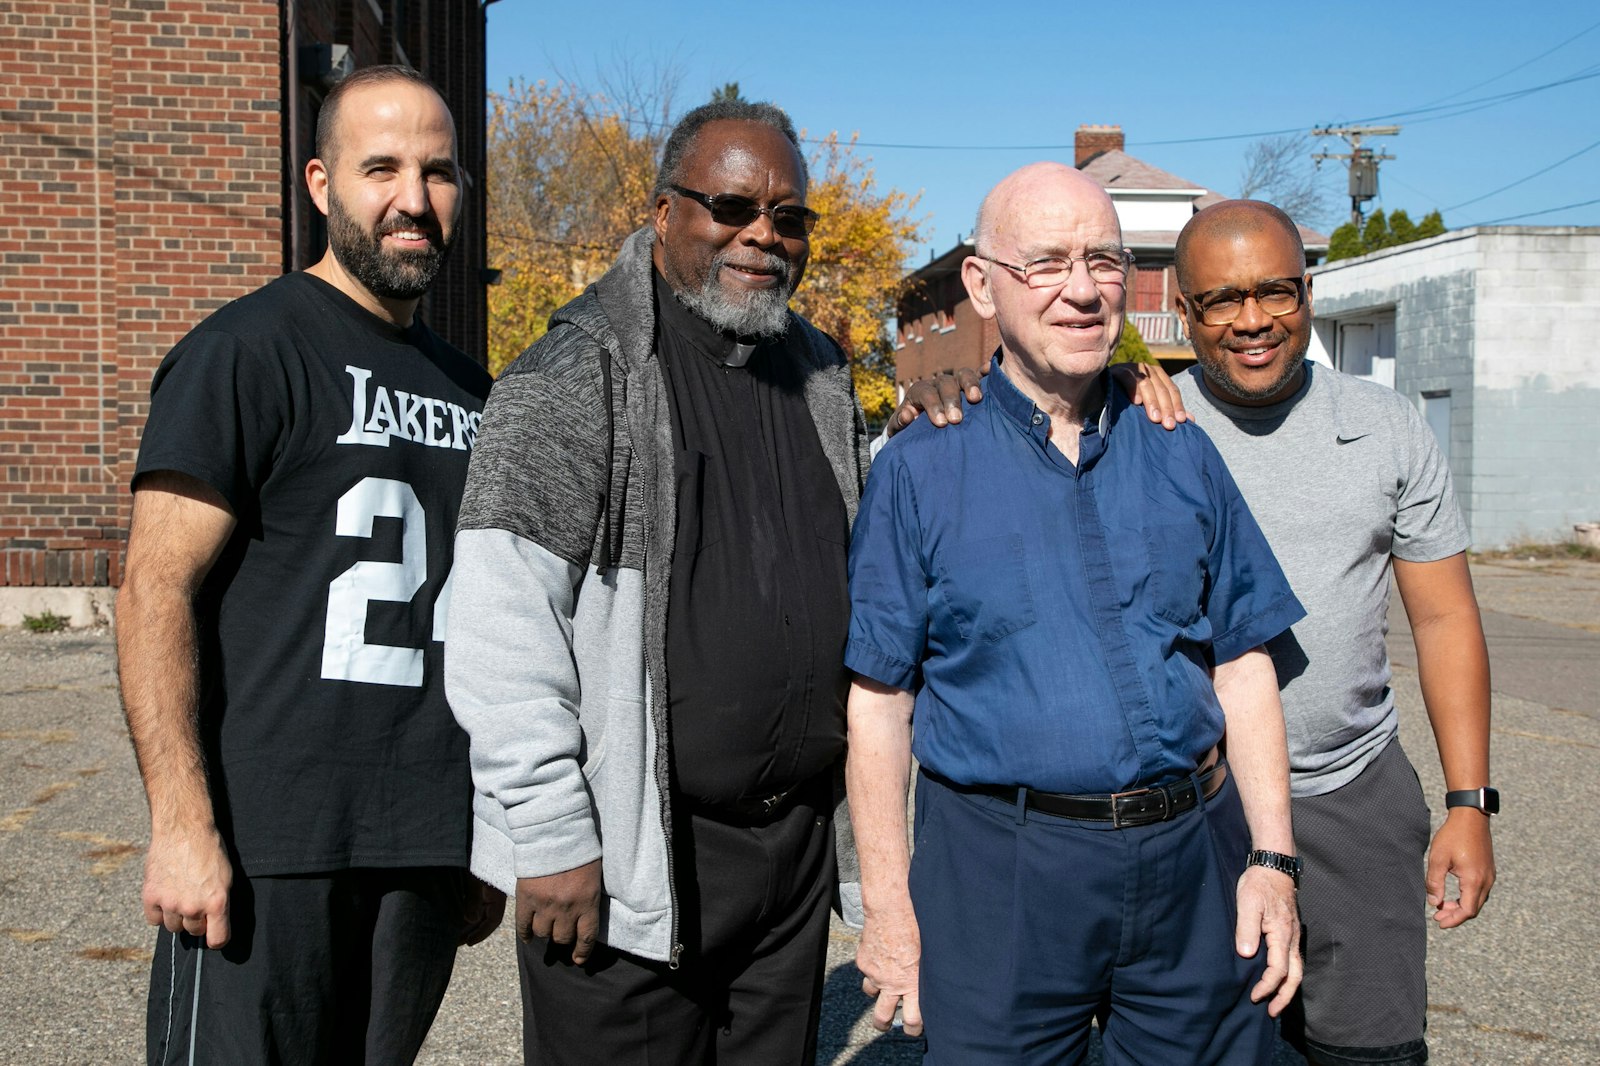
top-left (460, 877), bottom-right (507, 946)
top-left (1235, 865), bottom-right (1302, 1016)
top-left (1108, 361), bottom-right (1190, 429)
top-left (1427, 809), bottom-right (1495, 928)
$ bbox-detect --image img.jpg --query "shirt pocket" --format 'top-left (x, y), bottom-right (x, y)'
top-left (1141, 522), bottom-right (1206, 626)
top-left (935, 533), bottom-right (1037, 643)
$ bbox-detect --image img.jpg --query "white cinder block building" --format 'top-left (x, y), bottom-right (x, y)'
top-left (1307, 226), bottom-right (1600, 549)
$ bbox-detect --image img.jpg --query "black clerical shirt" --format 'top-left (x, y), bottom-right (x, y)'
top-left (652, 270), bottom-right (849, 811)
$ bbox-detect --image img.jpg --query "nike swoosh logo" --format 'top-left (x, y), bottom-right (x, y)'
top-left (1336, 433), bottom-right (1368, 444)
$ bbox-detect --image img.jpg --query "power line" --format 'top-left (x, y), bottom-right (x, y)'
top-left (1444, 135), bottom-right (1600, 211)
top-left (1468, 196), bottom-right (1600, 225)
top-left (486, 69), bottom-right (1600, 154)
top-left (1412, 18), bottom-right (1600, 109)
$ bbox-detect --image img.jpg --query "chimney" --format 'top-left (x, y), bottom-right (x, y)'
top-left (1074, 124), bottom-right (1124, 168)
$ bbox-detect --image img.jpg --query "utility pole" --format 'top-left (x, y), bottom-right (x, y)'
top-left (1313, 126), bottom-right (1400, 227)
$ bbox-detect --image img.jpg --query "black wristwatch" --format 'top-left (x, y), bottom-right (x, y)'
top-left (1246, 849), bottom-right (1303, 887)
top-left (1445, 787), bottom-right (1500, 815)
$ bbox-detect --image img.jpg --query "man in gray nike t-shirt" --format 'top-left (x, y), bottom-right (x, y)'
top-left (1170, 200), bottom-right (1496, 1066)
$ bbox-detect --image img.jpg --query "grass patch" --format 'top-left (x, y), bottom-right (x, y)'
top-left (1472, 539), bottom-right (1600, 563)
top-left (21, 610), bottom-right (70, 633)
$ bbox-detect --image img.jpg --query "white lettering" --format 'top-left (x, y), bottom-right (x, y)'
top-left (364, 385), bottom-right (400, 439)
top-left (335, 366), bottom-right (391, 447)
top-left (424, 398), bottom-right (447, 447)
top-left (395, 391), bottom-right (426, 443)
top-left (335, 368), bottom-right (482, 453)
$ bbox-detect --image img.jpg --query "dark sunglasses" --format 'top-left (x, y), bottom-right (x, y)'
top-left (670, 184), bottom-right (820, 239)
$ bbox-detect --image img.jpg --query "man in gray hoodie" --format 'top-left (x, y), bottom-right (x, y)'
top-left (446, 99), bottom-right (869, 1065)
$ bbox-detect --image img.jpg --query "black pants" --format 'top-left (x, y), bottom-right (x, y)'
top-left (519, 786), bottom-right (835, 1066)
top-left (146, 866), bottom-right (468, 1066)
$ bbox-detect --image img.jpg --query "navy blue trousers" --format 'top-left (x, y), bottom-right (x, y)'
top-left (911, 771), bottom-right (1274, 1066)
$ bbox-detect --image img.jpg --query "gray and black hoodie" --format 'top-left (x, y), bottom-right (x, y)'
top-left (445, 227), bottom-right (869, 964)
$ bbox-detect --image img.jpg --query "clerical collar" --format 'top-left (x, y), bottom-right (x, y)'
top-left (652, 268), bottom-right (763, 368)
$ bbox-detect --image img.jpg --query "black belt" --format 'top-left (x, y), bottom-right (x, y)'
top-left (959, 760), bottom-right (1228, 828)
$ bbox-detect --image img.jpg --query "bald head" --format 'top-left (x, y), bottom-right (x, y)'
top-left (974, 162), bottom-right (1119, 255)
top-left (1175, 200), bottom-right (1304, 292)
top-left (961, 161), bottom-right (1127, 396)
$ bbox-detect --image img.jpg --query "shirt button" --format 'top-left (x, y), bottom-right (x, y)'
top-left (1031, 413), bottom-right (1043, 426)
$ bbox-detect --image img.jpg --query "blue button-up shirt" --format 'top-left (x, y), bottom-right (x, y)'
top-left (845, 355), bottom-right (1304, 794)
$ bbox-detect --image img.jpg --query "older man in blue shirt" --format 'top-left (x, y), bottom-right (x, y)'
top-left (845, 162), bottom-right (1305, 1065)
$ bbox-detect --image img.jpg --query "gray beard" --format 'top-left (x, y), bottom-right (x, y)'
top-left (674, 254), bottom-right (795, 339)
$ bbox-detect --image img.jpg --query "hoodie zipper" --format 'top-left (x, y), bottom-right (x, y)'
top-left (620, 376), bottom-right (683, 970)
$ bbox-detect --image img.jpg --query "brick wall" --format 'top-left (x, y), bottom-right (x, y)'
top-left (1, 0), bottom-right (487, 591)
top-left (1, 0), bottom-right (282, 590)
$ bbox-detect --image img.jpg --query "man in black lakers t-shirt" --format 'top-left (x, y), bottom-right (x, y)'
top-left (117, 66), bottom-right (499, 1064)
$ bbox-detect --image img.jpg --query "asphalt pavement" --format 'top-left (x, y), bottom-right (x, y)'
top-left (1, 557), bottom-right (1596, 1065)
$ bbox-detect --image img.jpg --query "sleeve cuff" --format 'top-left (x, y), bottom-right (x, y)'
top-left (845, 638), bottom-right (919, 691)
top-left (1213, 591), bottom-right (1307, 665)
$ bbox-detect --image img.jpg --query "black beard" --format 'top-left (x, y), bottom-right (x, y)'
top-left (327, 192), bottom-right (452, 301)
top-left (1197, 333), bottom-right (1311, 404)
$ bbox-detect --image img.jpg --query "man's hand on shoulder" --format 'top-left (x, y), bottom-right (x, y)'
top-left (885, 366), bottom-right (985, 438)
top-left (1234, 865), bottom-right (1301, 1016)
top-left (516, 859), bottom-right (603, 964)
top-left (1427, 809), bottom-right (1495, 928)
top-left (856, 903), bottom-right (924, 1037)
top-left (1108, 360), bottom-right (1190, 430)
top-left (143, 822), bottom-right (233, 948)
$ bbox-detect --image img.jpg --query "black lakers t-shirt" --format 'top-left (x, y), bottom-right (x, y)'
top-left (134, 271), bottom-right (492, 876)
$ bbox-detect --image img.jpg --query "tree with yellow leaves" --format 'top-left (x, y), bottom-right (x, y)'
top-left (789, 132), bottom-right (923, 423)
top-left (486, 80), bottom-right (662, 375)
top-left (487, 83), bottom-right (925, 423)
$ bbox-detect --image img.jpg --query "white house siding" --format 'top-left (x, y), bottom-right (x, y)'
top-left (1309, 228), bottom-right (1600, 548)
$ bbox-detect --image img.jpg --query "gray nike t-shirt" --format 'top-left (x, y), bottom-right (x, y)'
top-left (1175, 362), bottom-right (1468, 797)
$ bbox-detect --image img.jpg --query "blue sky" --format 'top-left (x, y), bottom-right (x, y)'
top-left (485, 1), bottom-right (1600, 262)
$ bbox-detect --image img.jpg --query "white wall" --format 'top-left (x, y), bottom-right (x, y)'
top-left (1110, 192), bottom-right (1201, 234)
top-left (1309, 228), bottom-right (1600, 547)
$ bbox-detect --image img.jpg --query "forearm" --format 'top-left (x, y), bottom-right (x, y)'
top-left (1412, 613), bottom-right (1491, 789)
top-left (116, 569), bottom-right (216, 833)
top-left (845, 679), bottom-right (917, 916)
top-left (1395, 554), bottom-right (1492, 789)
top-left (445, 527), bottom-right (599, 875)
top-left (1212, 648), bottom-right (1294, 854)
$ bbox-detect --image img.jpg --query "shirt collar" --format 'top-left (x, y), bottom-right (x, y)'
top-left (986, 350), bottom-right (1111, 438)
top-left (1191, 361), bottom-right (1367, 440)
top-left (652, 268), bottom-right (764, 368)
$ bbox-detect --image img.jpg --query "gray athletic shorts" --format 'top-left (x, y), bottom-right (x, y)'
top-left (1285, 738), bottom-right (1431, 1065)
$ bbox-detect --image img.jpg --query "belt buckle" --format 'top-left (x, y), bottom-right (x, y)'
top-left (1110, 783), bottom-right (1170, 829)
top-left (760, 790), bottom-right (788, 814)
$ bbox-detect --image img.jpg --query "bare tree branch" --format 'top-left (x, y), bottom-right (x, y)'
top-left (1238, 134), bottom-right (1337, 229)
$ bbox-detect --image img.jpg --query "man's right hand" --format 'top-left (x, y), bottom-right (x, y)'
top-left (885, 366), bottom-right (986, 437)
top-left (516, 859), bottom-right (603, 964)
top-left (142, 825), bottom-right (233, 948)
top-left (856, 906), bottom-right (924, 1037)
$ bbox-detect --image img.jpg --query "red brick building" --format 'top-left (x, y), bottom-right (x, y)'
top-left (0, 1), bottom-right (487, 621)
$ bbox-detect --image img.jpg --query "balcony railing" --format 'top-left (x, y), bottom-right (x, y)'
top-left (1128, 311), bottom-right (1186, 346)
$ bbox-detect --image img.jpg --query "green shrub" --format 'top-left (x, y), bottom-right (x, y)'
top-left (22, 610), bottom-right (70, 634)
top-left (1111, 319), bottom-right (1155, 365)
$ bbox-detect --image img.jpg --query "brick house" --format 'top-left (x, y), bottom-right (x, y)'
top-left (894, 125), bottom-right (1329, 391)
top-left (0, 1), bottom-right (487, 623)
